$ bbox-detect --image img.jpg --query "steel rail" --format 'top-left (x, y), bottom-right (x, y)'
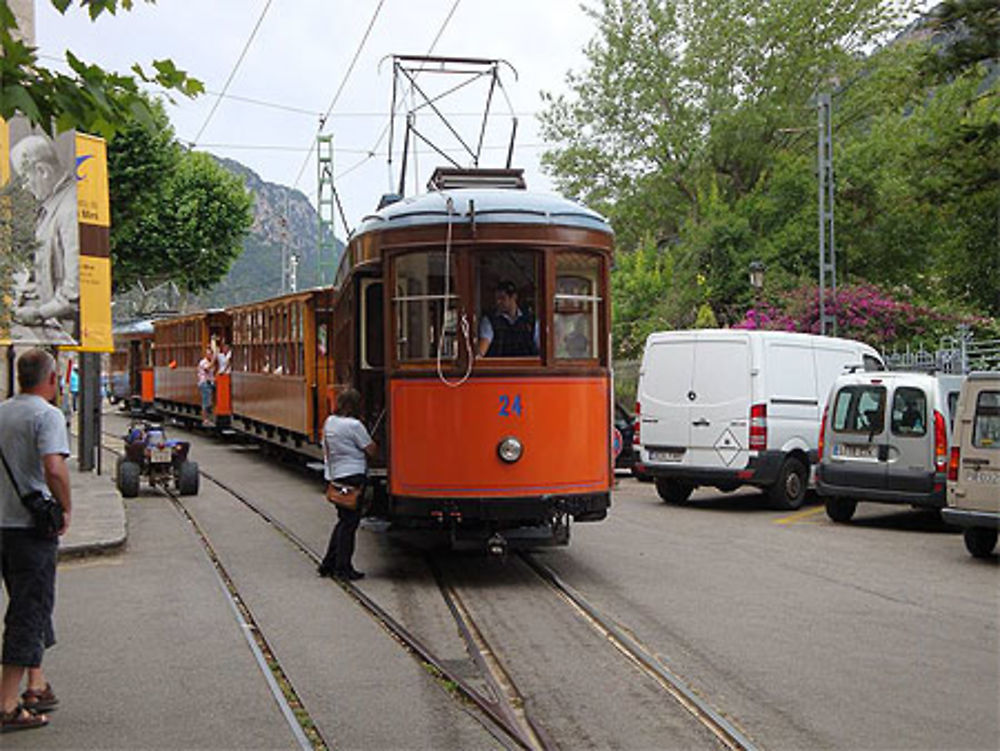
top-left (427, 556), bottom-right (553, 751)
top-left (195, 467), bottom-right (536, 751)
top-left (519, 553), bottom-right (760, 751)
top-left (98, 438), bottom-right (320, 750)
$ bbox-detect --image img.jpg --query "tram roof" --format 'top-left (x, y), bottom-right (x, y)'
top-left (354, 189), bottom-right (613, 237)
top-left (112, 319), bottom-right (154, 336)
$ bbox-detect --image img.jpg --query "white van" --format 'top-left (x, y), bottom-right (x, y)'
top-left (634, 330), bottom-right (884, 509)
top-left (816, 371), bottom-right (964, 522)
top-left (942, 372), bottom-right (1000, 558)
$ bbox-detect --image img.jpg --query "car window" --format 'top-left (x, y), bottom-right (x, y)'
top-left (891, 387), bottom-right (927, 437)
top-left (947, 391), bottom-right (959, 430)
top-left (833, 385), bottom-right (886, 434)
top-left (972, 390), bottom-right (1000, 449)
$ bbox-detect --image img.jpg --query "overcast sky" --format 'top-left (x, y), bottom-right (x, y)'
top-left (35, 0), bottom-right (598, 233)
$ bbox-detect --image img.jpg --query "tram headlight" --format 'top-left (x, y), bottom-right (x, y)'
top-left (497, 436), bottom-right (523, 463)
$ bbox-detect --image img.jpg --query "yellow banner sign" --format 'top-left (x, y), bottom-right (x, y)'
top-left (0, 118), bottom-right (9, 187)
top-left (74, 133), bottom-right (110, 228)
top-left (72, 255), bottom-right (112, 352)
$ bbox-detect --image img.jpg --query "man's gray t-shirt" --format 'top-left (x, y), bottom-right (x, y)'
top-left (0, 394), bottom-right (70, 528)
top-left (323, 415), bottom-right (372, 481)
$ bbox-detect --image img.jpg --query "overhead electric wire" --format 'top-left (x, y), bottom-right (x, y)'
top-left (191, 0), bottom-right (274, 147)
top-left (341, 0), bottom-right (462, 186)
top-left (291, 0), bottom-right (387, 190)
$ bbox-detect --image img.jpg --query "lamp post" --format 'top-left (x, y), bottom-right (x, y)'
top-left (749, 261), bottom-right (765, 329)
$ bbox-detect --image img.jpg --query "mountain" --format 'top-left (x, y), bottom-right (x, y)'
top-left (194, 156), bottom-right (344, 308)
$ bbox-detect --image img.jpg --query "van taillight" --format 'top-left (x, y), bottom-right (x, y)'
top-left (749, 403), bottom-right (767, 451)
top-left (934, 410), bottom-right (947, 473)
top-left (633, 401), bottom-right (641, 445)
top-left (818, 404), bottom-right (829, 461)
top-left (947, 446), bottom-right (960, 482)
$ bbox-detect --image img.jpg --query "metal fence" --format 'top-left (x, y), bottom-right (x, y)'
top-left (885, 331), bottom-right (1000, 374)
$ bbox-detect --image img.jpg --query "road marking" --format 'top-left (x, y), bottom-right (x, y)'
top-left (774, 506), bottom-right (826, 525)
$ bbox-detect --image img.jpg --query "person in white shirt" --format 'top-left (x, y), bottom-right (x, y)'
top-left (317, 388), bottom-right (376, 581)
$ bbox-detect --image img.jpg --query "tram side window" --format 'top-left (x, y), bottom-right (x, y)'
top-left (476, 250), bottom-right (539, 358)
top-left (393, 251), bottom-right (458, 362)
top-left (554, 253), bottom-right (601, 360)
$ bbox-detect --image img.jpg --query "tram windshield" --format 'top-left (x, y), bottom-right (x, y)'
top-left (393, 251), bottom-right (458, 362)
top-left (476, 250), bottom-right (540, 358)
top-left (554, 252), bottom-right (601, 360)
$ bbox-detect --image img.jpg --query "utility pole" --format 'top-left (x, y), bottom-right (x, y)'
top-left (818, 92), bottom-right (837, 337)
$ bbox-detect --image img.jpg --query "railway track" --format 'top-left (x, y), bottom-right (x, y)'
top-left (102, 420), bottom-right (760, 750)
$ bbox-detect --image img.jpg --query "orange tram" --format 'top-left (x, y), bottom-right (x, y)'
top-left (129, 169), bottom-right (616, 546)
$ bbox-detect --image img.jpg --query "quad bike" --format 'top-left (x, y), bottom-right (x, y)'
top-left (116, 421), bottom-right (199, 498)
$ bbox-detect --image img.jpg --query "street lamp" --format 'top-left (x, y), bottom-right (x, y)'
top-left (749, 261), bottom-right (765, 329)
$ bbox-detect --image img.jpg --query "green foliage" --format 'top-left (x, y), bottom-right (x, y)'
top-left (0, 181), bottom-right (39, 335)
top-left (0, 0), bottom-right (202, 137)
top-left (107, 99), bottom-right (253, 294)
top-left (544, 0), bottom-right (999, 349)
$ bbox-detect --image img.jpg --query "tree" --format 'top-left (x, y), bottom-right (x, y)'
top-left (0, 0), bottom-right (202, 137)
top-left (107, 100), bottom-right (253, 297)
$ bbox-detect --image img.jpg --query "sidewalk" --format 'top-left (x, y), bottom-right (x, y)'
top-left (59, 454), bottom-right (127, 559)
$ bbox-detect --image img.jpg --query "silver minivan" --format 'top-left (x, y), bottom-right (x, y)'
top-left (942, 372), bottom-right (1000, 558)
top-left (817, 372), bottom-right (964, 522)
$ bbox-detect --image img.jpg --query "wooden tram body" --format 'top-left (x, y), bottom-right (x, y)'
top-left (333, 172), bottom-right (615, 539)
top-left (228, 288), bottom-right (337, 455)
top-left (153, 311), bottom-right (232, 427)
top-left (110, 320), bottom-right (154, 410)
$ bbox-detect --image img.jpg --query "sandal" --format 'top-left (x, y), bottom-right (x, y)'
top-left (1, 704), bottom-right (48, 733)
top-left (22, 683), bottom-right (59, 712)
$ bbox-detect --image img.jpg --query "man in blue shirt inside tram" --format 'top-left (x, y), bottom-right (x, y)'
top-left (477, 280), bottom-right (539, 358)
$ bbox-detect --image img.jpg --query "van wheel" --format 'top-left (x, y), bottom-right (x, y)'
top-left (655, 478), bottom-right (693, 504)
top-left (825, 497), bottom-right (857, 523)
top-left (769, 458), bottom-right (807, 510)
top-left (963, 528), bottom-right (998, 558)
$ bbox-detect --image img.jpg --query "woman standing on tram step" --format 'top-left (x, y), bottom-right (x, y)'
top-left (318, 388), bottom-right (376, 581)
top-left (196, 348), bottom-right (215, 426)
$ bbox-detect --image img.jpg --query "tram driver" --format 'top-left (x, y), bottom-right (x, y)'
top-left (477, 280), bottom-right (539, 358)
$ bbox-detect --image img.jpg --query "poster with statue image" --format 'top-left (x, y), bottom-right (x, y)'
top-left (1, 115), bottom-right (81, 346)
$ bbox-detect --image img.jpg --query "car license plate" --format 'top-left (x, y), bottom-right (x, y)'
top-left (834, 443), bottom-right (877, 459)
top-left (649, 449), bottom-right (684, 463)
top-left (150, 448), bottom-right (173, 463)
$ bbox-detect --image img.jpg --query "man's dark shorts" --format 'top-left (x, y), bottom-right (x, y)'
top-left (2, 529), bottom-right (57, 667)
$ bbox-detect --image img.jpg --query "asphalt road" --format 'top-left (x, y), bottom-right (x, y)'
top-left (27, 413), bottom-right (997, 750)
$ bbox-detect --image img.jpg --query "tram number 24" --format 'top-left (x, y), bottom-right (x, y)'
top-left (498, 394), bottom-right (524, 417)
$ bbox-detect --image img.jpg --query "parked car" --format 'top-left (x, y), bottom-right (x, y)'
top-left (942, 372), bottom-right (999, 558)
top-left (817, 371), bottom-right (963, 522)
top-left (614, 402), bottom-right (636, 469)
top-left (635, 330), bottom-right (884, 509)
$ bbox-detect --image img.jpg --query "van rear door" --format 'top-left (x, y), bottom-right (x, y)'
top-left (961, 386), bottom-right (1000, 513)
top-left (886, 384), bottom-right (937, 494)
top-left (639, 336), bottom-right (695, 458)
top-left (687, 336), bottom-right (751, 469)
top-left (825, 381), bottom-right (889, 491)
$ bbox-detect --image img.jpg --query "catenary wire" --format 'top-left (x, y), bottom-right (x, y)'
top-left (191, 0), bottom-right (275, 146)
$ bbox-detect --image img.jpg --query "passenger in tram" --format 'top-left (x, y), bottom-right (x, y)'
top-left (318, 388), bottom-right (376, 581)
top-left (477, 280), bottom-right (539, 357)
top-left (215, 342), bottom-right (232, 376)
top-left (196, 348), bottom-right (215, 426)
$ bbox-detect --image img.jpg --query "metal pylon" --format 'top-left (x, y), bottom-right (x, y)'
top-left (818, 93), bottom-right (837, 336)
top-left (316, 134), bottom-right (337, 286)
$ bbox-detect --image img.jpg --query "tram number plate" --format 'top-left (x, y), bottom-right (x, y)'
top-left (834, 443), bottom-right (877, 460)
top-left (150, 448), bottom-right (173, 463)
top-left (648, 449), bottom-right (684, 463)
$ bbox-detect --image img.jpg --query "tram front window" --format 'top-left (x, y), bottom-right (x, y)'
top-left (554, 252), bottom-right (602, 360)
top-left (476, 251), bottom-right (539, 358)
top-left (393, 251), bottom-right (458, 362)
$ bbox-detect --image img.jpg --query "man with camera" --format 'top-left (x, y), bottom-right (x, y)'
top-left (0, 348), bottom-right (72, 734)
